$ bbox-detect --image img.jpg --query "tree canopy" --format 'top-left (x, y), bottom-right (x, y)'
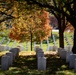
top-left (9, 10), bottom-right (52, 43)
top-left (24, 0), bottom-right (76, 27)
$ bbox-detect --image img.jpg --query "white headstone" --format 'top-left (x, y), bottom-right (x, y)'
top-left (6, 52), bottom-right (13, 66)
top-left (64, 45), bottom-right (73, 52)
top-left (9, 48), bottom-right (20, 59)
top-left (53, 45), bottom-right (58, 51)
top-left (46, 46), bottom-right (53, 51)
top-left (52, 35), bottom-right (56, 45)
top-left (34, 42), bottom-right (36, 48)
top-left (60, 50), bottom-right (67, 59)
top-left (1, 55), bottom-right (10, 70)
top-left (35, 48), bottom-right (43, 56)
top-left (17, 44), bottom-right (25, 51)
top-left (0, 45), bottom-right (5, 51)
top-left (66, 51), bottom-right (73, 63)
top-left (57, 48), bottom-right (63, 56)
top-left (69, 54), bottom-right (76, 68)
top-left (4, 46), bottom-right (10, 51)
top-left (46, 39), bottom-right (49, 50)
top-left (74, 59), bottom-right (76, 71)
top-left (38, 57), bottom-right (46, 71)
top-left (37, 51), bottom-right (44, 58)
top-left (46, 46), bottom-right (50, 51)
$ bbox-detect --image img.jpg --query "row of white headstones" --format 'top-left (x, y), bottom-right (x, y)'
top-left (1, 44), bottom-right (74, 71)
top-left (0, 38), bottom-right (25, 52)
top-left (35, 45), bottom-right (74, 71)
top-left (0, 44), bottom-right (24, 52)
top-left (58, 47), bottom-right (76, 72)
top-left (35, 47), bottom-right (46, 71)
top-left (1, 48), bottom-right (20, 70)
top-left (1, 46), bottom-right (46, 71)
top-left (0, 34), bottom-right (73, 52)
top-left (0, 44), bottom-right (57, 71)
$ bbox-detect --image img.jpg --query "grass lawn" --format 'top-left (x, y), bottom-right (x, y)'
top-left (0, 51), bottom-right (76, 75)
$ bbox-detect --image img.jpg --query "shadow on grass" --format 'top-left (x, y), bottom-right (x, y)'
top-left (0, 54), bottom-right (76, 75)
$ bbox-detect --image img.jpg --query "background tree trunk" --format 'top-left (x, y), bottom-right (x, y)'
top-left (58, 16), bottom-right (64, 48)
top-left (59, 29), bottom-right (64, 48)
top-left (72, 29), bottom-right (76, 54)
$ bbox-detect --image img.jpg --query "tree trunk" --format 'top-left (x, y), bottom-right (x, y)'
top-left (59, 29), bottom-right (64, 48)
top-left (68, 17), bottom-right (76, 54)
top-left (71, 0), bottom-right (76, 54)
top-left (72, 29), bottom-right (76, 54)
top-left (58, 17), bottom-right (64, 48)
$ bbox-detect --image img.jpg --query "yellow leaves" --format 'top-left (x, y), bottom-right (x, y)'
top-left (2, 24), bottom-right (6, 29)
top-left (9, 9), bottom-right (52, 43)
top-left (0, 22), bottom-right (7, 31)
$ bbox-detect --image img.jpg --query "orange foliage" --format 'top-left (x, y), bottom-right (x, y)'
top-left (9, 10), bottom-right (52, 42)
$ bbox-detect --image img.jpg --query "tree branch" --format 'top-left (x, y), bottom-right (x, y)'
top-left (0, 16), bottom-right (14, 23)
top-left (24, 0), bottom-right (71, 19)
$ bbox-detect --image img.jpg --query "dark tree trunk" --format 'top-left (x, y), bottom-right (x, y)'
top-left (58, 16), bottom-right (64, 48)
top-left (73, 0), bottom-right (76, 15)
top-left (72, 29), bottom-right (76, 54)
top-left (59, 28), bottom-right (64, 48)
top-left (68, 17), bottom-right (76, 54)
top-left (72, 0), bottom-right (76, 54)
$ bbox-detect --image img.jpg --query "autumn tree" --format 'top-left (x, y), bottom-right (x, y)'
top-left (9, 10), bottom-right (52, 51)
top-left (23, 0), bottom-right (76, 53)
